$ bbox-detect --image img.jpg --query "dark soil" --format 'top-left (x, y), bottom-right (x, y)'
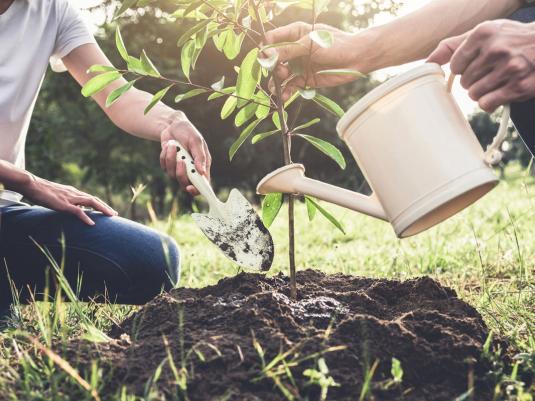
top-left (64, 270), bottom-right (506, 401)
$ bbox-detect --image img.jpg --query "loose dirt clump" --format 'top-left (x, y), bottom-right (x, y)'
top-left (64, 270), bottom-right (505, 401)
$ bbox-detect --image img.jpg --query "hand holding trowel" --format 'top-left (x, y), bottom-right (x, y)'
top-left (168, 140), bottom-right (274, 271)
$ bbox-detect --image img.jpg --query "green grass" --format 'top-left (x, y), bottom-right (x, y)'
top-left (0, 163), bottom-right (534, 400)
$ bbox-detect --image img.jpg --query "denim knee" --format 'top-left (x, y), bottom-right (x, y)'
top-left (134, 233), bottom-right (181, 302)
top-left (160, 234), bottom-right (181, 290)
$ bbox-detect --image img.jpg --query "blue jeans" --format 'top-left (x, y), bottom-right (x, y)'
top-left (0, 205), bottom-right (180, 319)
top-left (509, 7), bottom-right (535, 155)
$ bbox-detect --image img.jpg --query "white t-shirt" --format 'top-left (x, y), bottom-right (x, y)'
top-left (0, 0), bottom-right (95, 171)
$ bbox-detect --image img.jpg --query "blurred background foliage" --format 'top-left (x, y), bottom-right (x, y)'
top-left (27, 0), bottom-right (532, 220)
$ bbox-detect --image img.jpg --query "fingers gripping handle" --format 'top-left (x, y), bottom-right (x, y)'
top-left (446, 74), bottom-right (511, 166)
top-left (168, 140), bottom-right (223, 215)
top-left (484, 104), bottom-right (511, 165)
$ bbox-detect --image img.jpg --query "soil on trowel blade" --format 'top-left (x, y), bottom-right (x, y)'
top-left (65, 270), bottom-right (506, 401)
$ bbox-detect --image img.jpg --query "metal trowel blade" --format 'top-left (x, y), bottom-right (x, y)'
top-left (192, 189), bottom-right (274, 271)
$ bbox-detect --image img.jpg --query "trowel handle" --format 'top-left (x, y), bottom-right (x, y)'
top-left (168, 140), bottom-right (220, 207)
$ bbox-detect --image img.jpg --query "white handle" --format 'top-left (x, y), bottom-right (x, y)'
top-left (483, 104), bottom-right (511, 165)
top-left (447, 74), bottom-right (511, 166)
top-left (167, 140), bottom-right (225, 217)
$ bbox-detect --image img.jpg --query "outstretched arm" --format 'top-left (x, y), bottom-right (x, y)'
top-left (266, 0), bottom-right (523, 91)
top-left (62, 44), bottom-right (211, 196)
top-left (361, 0), bottom-right (523, 71)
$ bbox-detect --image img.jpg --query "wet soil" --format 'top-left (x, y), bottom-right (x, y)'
top-left (64, 270), bottom-right (506, 401)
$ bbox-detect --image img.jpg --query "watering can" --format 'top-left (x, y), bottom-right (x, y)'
top-left (257, 64), bottom-right (511, 238)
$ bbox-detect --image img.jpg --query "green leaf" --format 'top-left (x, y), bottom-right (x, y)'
top-left (234, 102), bottom-right (258, 127)
top-left (177, 19), bottom-right (211, 47)
top-left (305, 196), bottom-right (345, 234)
top-left (81, 71), bottom-right (122, 97)
top-left (255, 91), bottom-right (271, 119)
top-left (195, 24), bottom-right (209, 49)
top-left (183, 0), bottom-right (202, 17)
top-left (220, 96), bottom-right (237, 119)
top-left (262, 193), bottom-right (283, 228)
top-left (391, 358), bottom-right (403, 383)
top-left (313, 94), bottom-right (344, 118)
top-left (223, 31), bottom-right (244, 60)
top-left (181, 40), bottom-right (195, 79)
top-left (234, 0), bottom-right (244, 16)
top-left (81, 323), bottom-right (112, 343)
top-left (171, 8), bottom-right (208, 19)
top-left (293, 118), bottom-right (320, 132)
top-left (174, 88), bottom-right (207, 103)
top-left (305, 196), bottom-right (317, 221)
top-left (248, 1), bottom-right (257, 20)
top-left (316, 69), bottom-right (365, 77)
top-left (309, 30), bottom-right (333, 49)
top-left (115, 0), bottom-right (137, 18)
top-left (105, 80), bottom-right (136, 107)
top-left (137, 0), bottom-right (155, 6)
top-left (211, 76), bottom-right (225, 91)
top-left (257, 52), bottom-right (278, 71)
top-left (86, 65), bottom-right (117, 73)
top-left (140, 49), bottom-right (160, 77)
top-left (257, 4), bottom-right (271, 23)
top-left (236, 48), bottom-right (261, 107)
top-left (298, 88), bottom-right (316, 100)
top-left (207, 86), bottom-right (235, 100)
top-left (144, 85), bottom-right (172, 115)
top-left (115, 27), bottom-right (129, 62)
top-left (126, 56), bottom-right (145, 75)
top-left (229, 118), bottom-right (265, 160)
top-left (251, 129), bottom-right (280, 144)
top-left (272, 111), bottom-right (288, 130)
top-left (284, 91), bottom-right (300, 108)
top-left (297, 134), bottom-right (346, 169)
top-left (191, 45), bottom-right (203, 69)
top-left (213, 30), bottom-right (227, 51)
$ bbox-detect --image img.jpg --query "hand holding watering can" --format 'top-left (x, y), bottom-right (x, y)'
top-left (258, 10), bottom-right (535, 238)
top-left (258, 64), bottom-right (510, 238)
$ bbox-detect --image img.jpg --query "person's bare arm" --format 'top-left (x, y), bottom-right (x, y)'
top-left (363, 0), bottom-right (523, 71)
top-left (62, 44), bottom-right (211, 195)
top-left (0, 160), bottom-right (116, 225)
top-left (266, 0), bottom-right (523, 90)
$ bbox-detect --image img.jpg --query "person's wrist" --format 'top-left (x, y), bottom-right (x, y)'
top-left (348, 29), bottom-right (382, 74)
top-left (167, 110), bottom-right (188, 126)
top-left (5, 169), bottom-right (35, 193)
top-left (161, 110), bottom-right (192, 137)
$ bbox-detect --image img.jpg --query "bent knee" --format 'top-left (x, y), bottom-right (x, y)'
top-left (135, 233), bottom-right (181, 302)
top-left (159, 234), bottom-right (181, 289)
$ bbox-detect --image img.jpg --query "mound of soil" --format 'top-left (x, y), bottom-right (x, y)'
top-left (65, 270), bottom-right (504, 401)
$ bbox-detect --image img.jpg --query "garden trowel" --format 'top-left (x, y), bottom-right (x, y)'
top-left (170, 140), bottom-right (274, 271)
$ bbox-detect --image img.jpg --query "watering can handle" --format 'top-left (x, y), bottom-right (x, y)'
top-left (446, 74), bottom-right (511, 166)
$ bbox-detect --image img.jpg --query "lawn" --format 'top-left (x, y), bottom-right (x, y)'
top-left (0, 163), bottom-right (533, 400)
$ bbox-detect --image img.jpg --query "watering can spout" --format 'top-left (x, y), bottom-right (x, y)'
top-left (257, 164), bottom-right (388, 222)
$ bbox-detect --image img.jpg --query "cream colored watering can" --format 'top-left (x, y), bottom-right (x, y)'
top-left (257, 64), bottom-right (511, 238)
